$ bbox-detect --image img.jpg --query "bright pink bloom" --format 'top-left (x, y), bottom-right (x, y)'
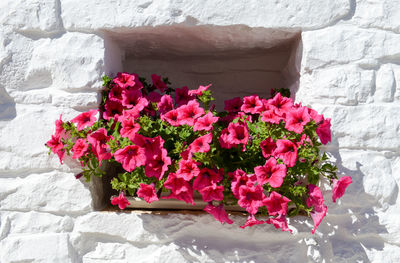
top-left (204, 204), bottom-right (233, 224)
top-left (175, 86), bottom-right (194, 106)
top-left (158, 95), bottom-right (174, 114)
top-left (54, 114), bottom-right (66, 138)
top-left (163, 173), bottom-right (191, 195)
top-left (132, 135), bottom-right (166, 161)
top-left (176, 159), bottom-right (200, 181)
top-left (224, 97), bottom-right (242, 113)
top-left (137, 183), bottom-right (159, 203)
top-left (316, 118), bottom-right (332, 145)
top-left (332, 176), bottom-right (352, 203)
top-left (177, 100), bottom-right (205, 126)
top-left (260, 138), bottom-right (277, 159)
top-left (122, 108), bottom-right (140, 120)
top-left (264, 191), bottom-right (291, 216)
top-left (240, 214), bottom-right (265, 229)
top-left (188, 84), bottom-right (211, 96)
top-left (108, 85), bottom-right (123, 101)
top-left (193, 112), bottom-right (219, 132)
top-left (261, 109), bottom-right (282, 124)
top-left (71, 109), bottom-right (98, 131)
top-left (237, 184), bottom-right (266, 215)
top-left (267, 93), bottom-right (293, 116)
top-left (193, 168), bottom-right (223, 191)
top-left (161, 109), bottom-right (180, 127)
top-left (114, 145), bottom-right (146, 172)
top-left (189, 133), bottom-right (212, 153)
top-left (87, 128), bottom-right (112, 164)
top-left (162, 191), bottom-right (195, 205)
top-left (274, 139), bottom-right (298, 167)
top-left (308, 108), bottom-right (324, 124)
top-left (151, 74), bottom-right (168, 92)
top-left (230, 169), bottom-right (257, 198)
top-left (113, 72), bottom-right (142, 90)
top-left (310, 203), bottom-right (327, 234)
top-left (145, 148), bottom-right (171, 180)
top-left (199, 183), bottom-right (224, 202)
top-left (227, 122), bottom-right (249, 147)
top-left (285, 107), bottom-right (311, 134)
top-left (219, 128), bottom-right (235, 149)
top-left (241, 95), bottom-right (263, 114)
top-left (147, 91), bottom-right (162, 103)
top-left (111, 192), bottom-right (130, 210)
top-left (254, 158), bottom-right (287, 188)
top-left (103, 99), bottom-right (123, 121)
top-left (120, 117), bottom-right (140, 141)
top-left (266, 215), bottom-right (292, 233)
top-left (121, 89), bottom-right (148, 111)
top-left (72, 139), bottom-right (89, 159)
top-left (46, 135), bottom-right (65, 164)
top-left (307, 184), bottom-right (327, 234)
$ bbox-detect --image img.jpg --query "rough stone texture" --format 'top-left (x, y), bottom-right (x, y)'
top-left (1, 0), bottom-right (400, 262)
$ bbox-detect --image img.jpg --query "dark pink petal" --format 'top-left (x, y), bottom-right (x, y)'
top-left (241, 95), bottom-right (263, 114)
top-left (71, 109), bottom-right (98, 131)
top-left (254, 158), bottom-right (287, 188)
top-left (161, 109), bottom-right (180, 127)
top-left (158, 95), bottom-right (174, 114)
top-left (306, 184), bottom-right (324, 208)
top-left (188, 84), bottom-right (211, 96)
top-left (72, 139), bottom-right (89, 159)
top-left (316, 118), bottom-right (332, 145)
top-left (120, 117), bottom-right (140, 141)
top-left (199, 184), bottom-right (224, 202)
top-left (240, 214), bottom-right (265, 229)
top-left (151, 74), bottom-right (168, 92)
top-left (264, 191), bottom-right (291, 216)
top-left (175, 86), bottom-right (195, 106)
top-left (274, 139), bottom-right (297, 167)
top-left (237, 184), bottom-right (265, 215)
top-left (176, 159), bottom-right (200, 181)
top-left (266, 215), bottom-right (292, 233)
top-left (114, 145), bottom-right (146, 172)
top-left (332, 176), bottom-right (352, 203)
top-left (111, 192), bottom-right (130, 210)
top-left (285, 106), bottom-right (311, 134)
top-left (311, 204), bottom-right (327, 234)
top-left (224, 97), bottom-right (243, 113)
top-left (204, 204), bottom-right (233, 224)
top-left (260, 138), bottom-right (277, 159)
top-left (193, 112), bottom-right (219, 132)
top-left (189, 133), bottom-right (212, 153)
top-left (177, 100), bottom-right (205, 126)
top-left (137, 184), bottom-right (159, 203)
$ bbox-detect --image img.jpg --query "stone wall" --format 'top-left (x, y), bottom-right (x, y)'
top-left (1, 0), bottom-right (399, 262)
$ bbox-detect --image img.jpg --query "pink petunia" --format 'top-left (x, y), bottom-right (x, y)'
top-left (193, 168), bottom-right (223, 191)
top-left (146, 91), bottom-right (162, 103)
top-left (316, 118), bottom-right (332, 145)
top-left (113, 72), bottom-right (142, 90)
top-left (120, 117), bottom-right (140, 141)
top-left (71, 109), bottom-right (98, 131)
top-left (46, 135), bottom-right (65, 164)
top-left (103, 98), bottom-right (124, 121)
top-left (285, 107), bottom-right (311, 134)
top-left (307, 184), bottom-right (327, 234)
top-left (189, 133), bottom-right (213, 153)
top-left (158, 95), bottom-right (174, 114)
top-left (310, 203), bottom-right (327, 234)
top-left (151, 74), bottom-right (168, 92)
top-left (263, 191), bottom-right (291, 216)
top-left (219, 128), bottom-right (235, 149)
top-left (224, 97), bottom-right (243, 113)
top-left (175, 86), bottom-right (195, 106)
top-left (114, 145), bottom-right (146, 172)
top-left (230, 169), bottom-right (257, 198)
top-left (227, 122), bottom-right (249, 148)
top-left (241, 95), bottom-right (264, 114)
top-left (260, 138), bottom-right (277, 159)
top-left (87, 128), bottom-right (112, 164)
top-left (266, 215), bottom-right (292, 233)
top-left (162, 191), bottom-right (195, 205)
top-left (177, 100), bottom-right (205, 126)
top-left (204, 204), bottom-right (233, 224)
top-left (111, 192), bottom-right (130, 210)
top-left (72, 138), bottom-right (89, 159)
top-left (254, 157), bottom-right (287, 188)
top-left (54, 114), bottom-right (66, 138)
top-left (308, 108), bottom-right (324, 124)
top-left (237, 184), bottom-right (266, 215)
top-left (137, 183), bottom-right (159, 203)
top-left (199, 183), bottom-right (224, 202)
top-left (108, 84), bottom-right (123, 101)
top-left (332, 176), bottom-right (352, 203)
top-left (188, 84), bottom-right (211, 96)
top-left (267, 93), bottom-right (293, 116)
top-left (260, 108), bottom-right (282, 124)
top-left (240, 214), bottom-right (265, 229)
top-left (145, 148), bottom-right (171, 180)
top-left (274, 139), bottom-right (298, 167)
top-left (121, 89), bottom-right (148, 111)
top-left (161, 109), bottom-right (180, 127)
top-left (193, 112), bottom-right (219, 132)
top-left (163, 173), bottom-right (191, 195)
top-left (176, 159), bottom-right (200, 181)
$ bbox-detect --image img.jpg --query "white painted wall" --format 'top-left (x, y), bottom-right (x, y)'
top-left (1, 0), bottom-right (400, 262)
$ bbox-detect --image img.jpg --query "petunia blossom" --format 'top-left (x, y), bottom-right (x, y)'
top-left (121, 89), bottom-right (148, 111)
top-left (188, 84), bottom-right (211, 96)
top-left (261, 108), bottom-right (282, 124)
top-left (111, 192), bottom-right (130, 210)
top-left (204, 204), bottom-right (233, 224)
top-left (266, 215), bottom-right (292, 233)
top-left (263, 191), bottom-right (291, 216)
top-left (193, 112), bottom-right (219, 131)
top-left (260, 138), bottom-right (277, 159)
top-left (145, 148), bottom-right (171, 180)
top-left (120, 117), bottom-right (140, 141)
top-left (113, 72), bottom-right (142, 90)
top-left (175, 86), bottom-right (195, 106)
top-left (114, 145), bottom-right (146, 172)
top-left (240, 214), bottom-right (265, 229)
top-left (189, 133), bottom-right (213, 153)
top-left (230, 169), bottom-right (256, 198)
top-left (285, 106), bottom-right (311, 134)
top-left (193, 168), bottom-right (223, 191)
top-left (241, 95), bottom-right (264, 114)
top-left (163, 173), bottom-right (191, 195)
top-left (158, 94), bottom-right (174, 114)
top-left (137, 183), bottom-right (159, 203)
top-left (176, 159), bottom-right (200, 181)
top-left (177, 100), bottom-right (205, 126)
top-left (227, 122), bottom-right (249, 148)
top-left (71, 109), bottom-right (98, 131)
top-left (332, 176), bottom-right (352, 203)
top-left (151, 74), bottom-right (168, 92)
top-left (254, 157), bottom-right (287, 188)
top-left (46, 135), bottom-right (65, 164)
top-left (237, 184), bottom-right (266, 215)
top-left (274, 139), bottom-right (298, 167)
top-left (267, 93), bottom-right (293, 116)
top-left (103, 98), bottom-right (123, 121)
top-left (310, 203), bottom-right (327, 234)
top-left (219, 128), bottom-right (235, 149)
top-left (316, 118), bottom-right (332, 145)
top-left (161, 109), bottom-right (180, 127)
top-left (307, 184), bottom-right (327, 234)
top-left (199, 183), bottom-right (224, 202)
top-left (87, 128), bottom-right (112, 164)
top-left (224, 97), bottom-right (243, 113)
top-left (72, 138), bottom-right (89, 159)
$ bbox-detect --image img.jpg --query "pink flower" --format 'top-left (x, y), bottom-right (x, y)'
top-left (224, 97), bottom-right (243, 113)
top-left (260, 138), bottom-right (277, 159)
top-left (285, 107), bottom-right (311, 134)
top-left (122, 108), bottom-right (140, 120)
top-left (227, 122), bottom-right (249, 147)
top-left (193, 168), bottom-right (223, 191)
top-left (162, 191), bottom-right (195, 205)
top-left (266, 215), bottom-right (292, 233)
top-left (109, 85), bottom-right (123, 101)
top-left (307, 184), bottom-right (327, 234)
top-left (332, 176), bottom-right (352, 203)
top-left (204, 204), bottom-right (233, 224)
top-left (230, 169), bottom-right (256, 198)
top-left (151, 74), bottom-right (168, 92)
top-left (72, 139), bottom-right (89, 159)
top-left (316, 118), bottom-right (332, 145)
top-left (240, 214), bottom-right (265, 229)
top-left (114, 72), bottom-right (142, 90)
top-left (161, 109), bottom-right (180, 127)
top-left (158, 95), bottom-right (174, 114)
top-left (260, 108), bottom-right (282, 124)
top-left (267, 93), bottom-right (293, 116)
top-left (120, 117), bottom-right (140, 141)
top-left (189, 133), bottom-right (212, 153)
top-left (264, 191), bottom-right (291, 216)
top-left (146, 91), bottom-right (162, 103)
top-left (188, 84), bottom-right (211, 96)
top-left (137, 183), bottom-right (159, 203)
top-left (237, 184), bottom-right (266, 215)
top-left (54, 114), bottom-right (66, 138)
top-left (121, 89), bottom-right (148, 111)
top-left (71, 109), bottom-right (98, 131)
top-left (193, 112), bottom-right (219, 132)
top-left (308, 108), bottom-right (324, 124)
top-left (241, 95), bottom-right (263, 114)
top-left (274, 139), bottom-right (298, 167)
top-left (46, 135), bottom-right (65, 164)
top-left (177, 100), bottom-right (205, 126)
top-left (310, 203), bottom-right (327, 234)
top-left (219, 128), bottom-right (235, 149)
top-left (254, 158), bottom-right (287, 188)
top-left (114, 145), bottom-right (146, 172)
top-left (175, 86), bottom-right (194, 106)
top-left (145, 149), bottom-right (171, 180)
top-left (111, 192), bottom-right (130, 210)
top-left (103, 98), bottom-right (123, 121)
top-left (87, 128), bottom-right (112, 164)
top-left (176, 159), bottom-right (200, 181)
top-left (163, 173), bottom-right (191, 195)
top-left (199, 183), bottom-right (224, 202)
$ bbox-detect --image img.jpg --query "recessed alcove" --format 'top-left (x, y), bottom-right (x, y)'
top-left (95, 25), bottom-right (302, 210)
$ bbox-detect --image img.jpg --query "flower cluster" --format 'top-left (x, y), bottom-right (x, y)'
top-left (46, 72), bottom-right (352, 233)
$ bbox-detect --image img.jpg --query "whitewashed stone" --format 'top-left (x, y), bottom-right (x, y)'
top-left (52, 91), bottom-right (100, 111)
top-left (375, 64), bottom-right (395, 102)
top-left (0, 233), bottom-right (73, 263)
top-left (0, 171), bottom-right (92, 213)
top-left (392, 64), bottom-right (400, 101)
top-left (61, 0), bottom-right (350, 31)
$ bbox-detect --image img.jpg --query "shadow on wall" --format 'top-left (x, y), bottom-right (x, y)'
top-left (0, 84), bottom-right (16, 120)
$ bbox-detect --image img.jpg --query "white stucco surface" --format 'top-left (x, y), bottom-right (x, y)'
top-left (1, 0), bottom-right (400, 262)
